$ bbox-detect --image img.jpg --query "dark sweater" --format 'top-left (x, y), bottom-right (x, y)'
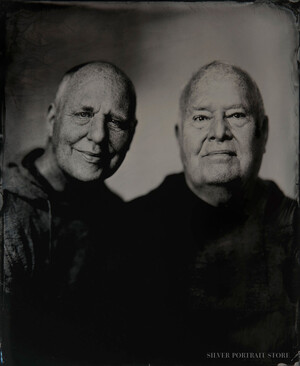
top-left (127, 173), bottom-right (299, 365)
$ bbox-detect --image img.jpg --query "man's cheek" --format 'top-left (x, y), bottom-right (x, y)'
top-left (183, 139), bottom-right (201, 157)
top-left (109, 133), bottom-right (130, 151)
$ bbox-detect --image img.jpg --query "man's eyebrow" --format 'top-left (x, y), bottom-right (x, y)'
top-left (190, 104), bottom-right (247, 111)
top-left (191, 106), bottom-right (212, 111)
top-left (80, 106), bottom-right (94, 112)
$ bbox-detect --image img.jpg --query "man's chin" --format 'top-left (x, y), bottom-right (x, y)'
top-left (207, 175), bottom-right (240, 185)
top-left (66, 167), bottom-right (107, 183)
top-left (201, 166), bottom-right (241, 185)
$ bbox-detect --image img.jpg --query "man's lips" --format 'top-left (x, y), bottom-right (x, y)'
top-left (74, 149), bottom-right (102, 163)
top-left (203, 150), bottom-right (237, 157)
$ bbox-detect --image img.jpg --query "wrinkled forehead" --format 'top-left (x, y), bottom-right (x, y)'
top-left (73, 71), bottom-right (129, 98)
top-left (188, 71), bottom-right (250, 109)
top-left (61, 70), bottom-right (133, 113)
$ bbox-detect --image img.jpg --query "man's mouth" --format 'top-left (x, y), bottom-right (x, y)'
top-left (74, 149), bottom-right (102, 163)
top-left (203, 150), bottom-right (237, 157)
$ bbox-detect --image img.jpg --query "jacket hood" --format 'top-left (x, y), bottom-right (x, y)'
top-left (4, 149), bottom-right (49, 201)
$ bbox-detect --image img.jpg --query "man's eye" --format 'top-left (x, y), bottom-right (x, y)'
top-left (107, 117), bottom-right (129, 131)
top-left (227, 112), bottom-right (246, 119)
top-left (76, 112), bottom-right (93, 118)
top-left (193, 115), bottom-right (210, 122)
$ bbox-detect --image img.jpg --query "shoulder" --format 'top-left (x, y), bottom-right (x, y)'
top-left (4, 149), bottom-right (48, 202)
top-left (3, 191), bottom-right (50, 294)
top-left (4, 190), bottom-right (39, 222)
top-left (3, 190), bottom-right (50, 255)
top-left (259, 180), bottom-right (300, 303)
top-left (3, 152), bottom-right (51, 283)
top-left (3, 186), bottom-right (50, 230)
top-left (259, 178), bottom-right (298, 227)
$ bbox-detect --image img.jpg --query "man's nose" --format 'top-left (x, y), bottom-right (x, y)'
top-left (208, 114), bottom-right (233, 141)
top-left (87, 114), bottom-right (106, 144)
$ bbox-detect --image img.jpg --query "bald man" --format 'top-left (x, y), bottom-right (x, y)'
top-left (128, 61), bottom-right (299, 364)
top-left (3, 61), bottom-right (137, 364)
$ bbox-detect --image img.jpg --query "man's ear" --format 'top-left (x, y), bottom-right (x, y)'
top-left (132, 118), bottom-right (138, 133)
top-left (261, 115), bottom-right (269, 153)
top-left (129, 118), bottom-right (138, 139)
top-left (47, 103), bottom-right (56, 138)
top-left (175, 124), bottom-right (180, 142)
top-left (126, 119), bottom-right (138, 150)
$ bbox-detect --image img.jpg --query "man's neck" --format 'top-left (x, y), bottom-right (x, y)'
top-left (35, 144), bottom-right (68, 192)
top-left (185, 176), bottom-right (257, 209)
top-left (187, 183), bottom-right (234, 207)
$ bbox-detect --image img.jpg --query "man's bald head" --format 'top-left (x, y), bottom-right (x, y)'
top-left (54, 61), bottom-right (136, 120)
top-left (179, 61), bottom-right (265, 130)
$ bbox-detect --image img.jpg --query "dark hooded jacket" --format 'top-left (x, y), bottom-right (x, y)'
top-left (3, 149), bottom-right (130, 365)
top-left (4, 149), bottom-right (123, 295)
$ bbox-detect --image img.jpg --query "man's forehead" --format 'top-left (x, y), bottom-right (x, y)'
top-left (71, 70), bottom-right (126, 91)
top-left (193, 69), bottom-right (245, 92)
top-left (187, 71), bottom-right (249, 108)
top-left (64, 72), bottom-right (130, 104)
